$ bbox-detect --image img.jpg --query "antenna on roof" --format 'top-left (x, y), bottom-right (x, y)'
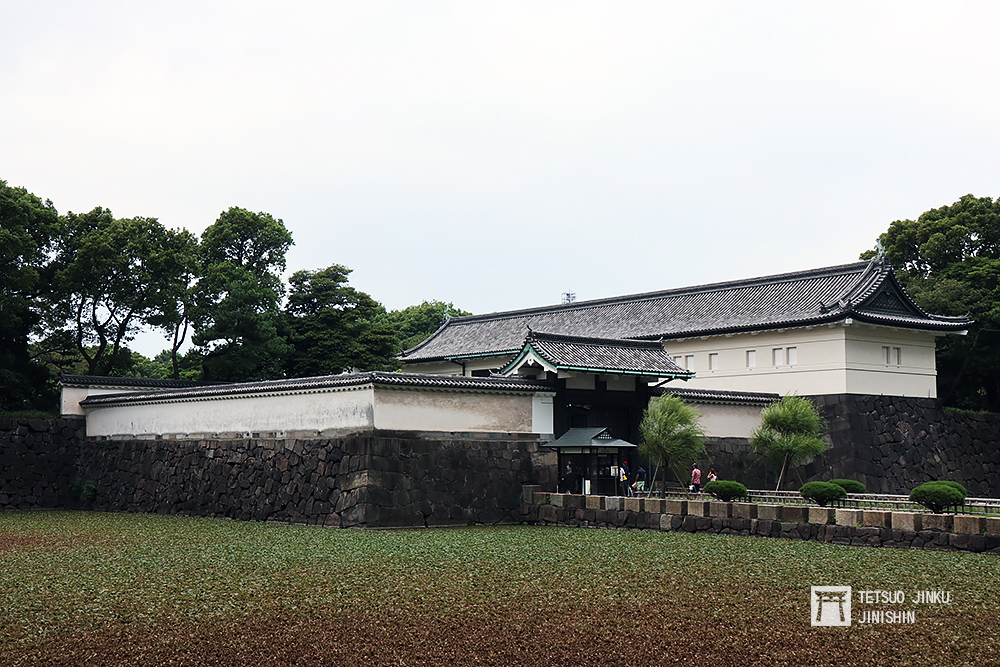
top-left (561, 290), bottom-right (576, 305)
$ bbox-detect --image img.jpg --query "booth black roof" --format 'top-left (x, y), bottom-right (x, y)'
top-left (401, 260), bottom-right (970, 363)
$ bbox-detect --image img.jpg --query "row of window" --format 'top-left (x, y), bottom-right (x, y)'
top-left (673, 344), bottom-right (903, 371)
top-left (673, 347), bottom-right (797, 370)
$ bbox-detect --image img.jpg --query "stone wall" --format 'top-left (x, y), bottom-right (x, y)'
top-left (521, 491), bottom-right (1000, 554)
top-left (816, 395), bottom-right (1000, 497)
top-left (0, 417), bottom-right (86, 509)
top-left (698, 395), bottom-right (1000, 496)
top-left (50, 430), bottom-right (556, 527)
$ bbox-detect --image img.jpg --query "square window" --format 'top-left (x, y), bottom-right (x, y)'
top-left (709, 353), bottom-right (719, 370)
top-left (746, 350), bottom-right (756, 368)
top-left (684, 354), bottom-right (695, 370)
top-left (773, 348), bottom-right (784, 366)
top-left (787, 346), bottom-right (797, 365)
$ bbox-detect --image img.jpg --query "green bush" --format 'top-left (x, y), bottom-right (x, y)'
top-left (830, 479), bottom-right (866, 494)
top-left (934, 480), bottom-right (968, 497)
top-left (910, 482), bottom-right (966, 513)
top-left (799, 481), bottom-right (846, 507)
top-left (703, 480), bottom-right (748, 502)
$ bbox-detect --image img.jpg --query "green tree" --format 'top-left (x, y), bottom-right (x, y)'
top-left (144, 229), bottom-right (199, 379)
top-left (639, 394), bottom-right (706, 494)
top-left (0, 180), bottom-right (61, 411)
top-left (284, 265), bottom-right (400, 377)
top-left (192, 207), bottom-right (293, 382)
top-left (47, 209), bottom-right (195, 376)
top-left (863, 195), bottom-right (1000, 411)
top-left (384, 300), bottom-right (472, 352)
top-left (750, 395), bottom-right (826, 491)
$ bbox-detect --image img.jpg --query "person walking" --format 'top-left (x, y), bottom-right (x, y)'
top-left (690, 463), bottom-right (702, 494)
top-left (621, 460), bottom-right (631, 496)
top-left (632, 465), bottom-right (647, 495)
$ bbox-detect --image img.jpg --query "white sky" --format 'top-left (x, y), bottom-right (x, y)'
top-left (3, 2), bottom-right (999, 357)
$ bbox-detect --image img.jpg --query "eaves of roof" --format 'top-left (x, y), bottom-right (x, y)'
top-left (60, 374), bottom-right (205, 389)
top-left (80, 371), bottom-right (555, 408)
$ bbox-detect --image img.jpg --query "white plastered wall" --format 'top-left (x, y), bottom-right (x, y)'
top-left (84, 386), bottom-right (377, 437)
top-left (82, 384), bottom-right (557, 438)
top-left (372, 387), bottom-right (549, 433)
top-left (402, 355), bottom-right (514, 376)
top-left (660, 323), bottom-right (943, 398)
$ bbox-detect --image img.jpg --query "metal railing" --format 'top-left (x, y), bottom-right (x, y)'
top-left (648, 486), bottom-right (1000, 515)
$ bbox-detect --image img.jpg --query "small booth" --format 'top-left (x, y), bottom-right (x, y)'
top-left (546, 427), bottom-right (639, 496)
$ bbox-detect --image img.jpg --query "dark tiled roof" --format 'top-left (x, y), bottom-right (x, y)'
top-left (60, 374), bottom-right (204, 389)
top-left (80, 371), bottom-right (554, 407)
top-left (545, 427), bottom-right (639, 449)
top-left (402, 260), bottom-right (971, 363)
top-left (500, 331), bottom-right (693, 377)
top-left (652, 385), bottom-right (780, 406)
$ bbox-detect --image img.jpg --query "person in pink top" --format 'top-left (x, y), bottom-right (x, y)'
top-left (690, 463), bottom-right (702, 493)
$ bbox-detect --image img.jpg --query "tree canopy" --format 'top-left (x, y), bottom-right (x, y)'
top-left (192, 207), bottom-right (294, 382)
top-left (0, 180), bottom-right (61, 411)
top-left (0, 180), bottom-right (470, 412)
top-left (863, 194), bottom-right (1000, 411)
top-left (383, 300), bottom-right (472, 352)
top-left (284, 265), bottom-right (400, 377)
top-left (750, 395), bottom-right (826, 490)
top-left (639, 394), bottom-right (706, 491)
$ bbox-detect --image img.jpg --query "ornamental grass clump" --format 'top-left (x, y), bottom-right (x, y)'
top-left (799, 481), bottom-right (846, 507)
top-left (702, 480), bottom-right (748, 502)
top-left (830, 479), bottom-right (866, 494)
top-left (909, 482), bottom-right (967, 514)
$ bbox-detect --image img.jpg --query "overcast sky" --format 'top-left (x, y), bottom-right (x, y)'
top-left (3, 2), bottom-right (999, 356)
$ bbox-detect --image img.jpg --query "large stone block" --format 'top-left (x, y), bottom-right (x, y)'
top-left (644, 498), bottom-right (666, 514)
top-left (664, 499), bottom-right (687, 516)
top-left (922, 514), bottom-right (954, 532)
top-left (624, 497), bottom-right (643, 513)
top-left (729, 502), bottom-right (756, 520)
top-left (757, 504), bottom-right (780, 521)
top-left (708, 502), bottom-right (732, 518)
top-left (564, 494), bottom-right (585, 510)
top-left (808, 507), bottom-right (835, 525)
top-left (953, 515), bottom-right (985, 535)
top-left (604, 496), bottom-right (622, 511)
top-left (862, 511), bottom-right (891, 528)
top-left (835, 509), bottom-right (863, 527)
top-left (585, 495), bottom-right (604, 510)
top-left (549, 493), bottom-right (565, 508)
top-left (891, 512), bottom-right (923, 532)
top-left (538, 504), bottom-right (558, 522)
top-left (687, 501), bottom-right (709, 517)
top-left (779, 506), bottom-right (808, 523)
top-left (985, 517), bottom-right (1000, 537)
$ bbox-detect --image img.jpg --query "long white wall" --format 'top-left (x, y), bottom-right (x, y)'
top-left (84, 386), bottom-right (377, 437)
top-left (82, 384), bottom-right (556, 438)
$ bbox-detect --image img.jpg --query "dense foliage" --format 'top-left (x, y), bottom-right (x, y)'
top-left (750, 396), bottom-right (827, 490)
top-left (863, 194), bottom-right (1000, 411)
top-left (799, 481), bottom-right (846, 507)
top-left (702, 480), bottom-right (747, 502)
top-left (829, 479), bottom-right (866, 494)
top-left (0, 180), bottom-right (468, 410)
top-left (639, 394), bottom-right (706, 489)
top-left (909, 481), bottom-right (967, 514)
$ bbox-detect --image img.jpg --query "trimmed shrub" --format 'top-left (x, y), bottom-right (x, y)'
top-left (910, 482), bottom-right (966, 514)
top-left (799, 481), bottom-right (846, 507)
top-left (830, 479), bottom-right (866, 494)
top-left (703, 480), bottom-right (748, 502)
top-left (934, 480), bottom-right (968, 497)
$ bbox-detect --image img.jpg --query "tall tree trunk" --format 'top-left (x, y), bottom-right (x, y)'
top-left (775, 453), bottom-right (790, 491)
